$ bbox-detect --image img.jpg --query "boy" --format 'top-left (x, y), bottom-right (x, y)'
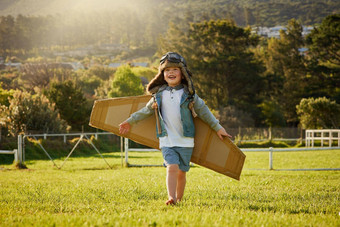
top-left (119, 52), bottom-right (231, 205)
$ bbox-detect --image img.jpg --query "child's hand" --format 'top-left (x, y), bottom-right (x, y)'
top-left (217, 128), bottom-right (232, 140)
top-left (119, 121), bottom-right (131, 134)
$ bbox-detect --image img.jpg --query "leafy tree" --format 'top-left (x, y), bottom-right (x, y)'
top-left (305, 14), bottom-right (340, 103)
top-left (190, 20), bottom-right (264, 115)
top-left (45, 80), bottom-right (89, 131)
top-left (0, 90), bottom-right (67, 135)
top-left (108, 65), bottom-right (144, 97)
top-left (218, 105), bottom-right (255, 128)
top-left (264, 19), bottom-right (307, 125)
top-left (258, 99), bottom-right (286, 127)
top-left (87, 66), bottom-right (115, 80)
top-left (296, 97), bottom-right (340, 129)
top-left (77, 75), bottom-right (102, 98)
top-left (157, 22), bottom-right (189, 57)
top-left (0, 15), bottom-right (16, 52)
top-left (306, 14), bottom-right (340, 65)
top-left (131, 66), bottom-right (157, 82)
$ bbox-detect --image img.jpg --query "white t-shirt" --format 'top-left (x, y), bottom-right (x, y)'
top-left (159, 88), bottom-right (194, 148)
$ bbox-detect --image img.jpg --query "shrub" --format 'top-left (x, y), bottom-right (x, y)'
top-left (1, 90), bottom-right (67, 135)
top-left (109, 65), bottom-right (144, 97)
top-left (296, 97), bottom-right (340, 129)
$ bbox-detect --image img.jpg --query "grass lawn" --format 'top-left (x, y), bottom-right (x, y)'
top-left (0, 149), bottom-right (339, 226)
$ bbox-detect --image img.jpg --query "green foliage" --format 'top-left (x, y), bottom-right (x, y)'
top-left (86, 66), bottom-right (115, 80)
top-left (0, 83), bottom-right (14, 106)
top-left (304, 14), bottom-right (340, 104)
top-left (45, 80), bottom-right (89, 131)
top-left (296, 97), bottom-right (340, 129)
top-left (108, 65), bottom-right (144, 97)
top-left (218, 105), bottom-right (255, 128)
top-left (0, 69), bottom-right (20, 90)
top-left (76, 72), bottom-right (102, 97)
top-left (131, 66), bottom-right (157, 82)
top-left (1, 90), bottom-right (67, 135)
top-left (263, 19), bottom-right (307, 125)
top-left (75, 66), bottom-right (117, 98)
top-left (258, 100), bottom-right (286, 127)
top-left (306, 14), bottom-right (340, 65)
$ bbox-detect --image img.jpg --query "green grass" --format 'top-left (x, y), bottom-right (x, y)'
top-left (1, 150), bottom-right (340, 227)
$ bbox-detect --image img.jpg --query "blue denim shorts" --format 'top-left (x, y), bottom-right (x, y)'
top-left (161, 147), bottom-right (193, 172)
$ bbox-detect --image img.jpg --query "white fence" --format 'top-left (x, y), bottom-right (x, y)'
top-left (0, 134), bottom-right (22, 164)
top-left (124, 138), bottom-right (340, 171)
top-left (2, 133), bottom-right (340, 171)
top-left (0, 149), bottom-right (18, 162)
top-left (305, 129), bottom-right (340, 147)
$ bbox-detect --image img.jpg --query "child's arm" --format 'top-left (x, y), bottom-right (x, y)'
top-left (193, 95), bottom-right (232, 140)
top-left (119, 97), bottom-right (154, 134)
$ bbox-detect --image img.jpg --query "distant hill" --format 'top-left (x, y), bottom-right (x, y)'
top-left (0, 0), bottom-right (338, 59)
top-left (0, 0), bottom-right (145, 16)
top-left (0, 0), bottom-right (339, 27)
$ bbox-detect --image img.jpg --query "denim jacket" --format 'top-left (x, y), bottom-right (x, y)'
top-left (126, 85), bottom-right (222, 138)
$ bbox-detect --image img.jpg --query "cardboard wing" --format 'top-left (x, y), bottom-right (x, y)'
top-left (89, 95), bottom-right (246, 180)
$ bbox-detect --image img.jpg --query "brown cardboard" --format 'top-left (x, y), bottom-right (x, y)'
top-left (89, 95), bottom-right (246, 180)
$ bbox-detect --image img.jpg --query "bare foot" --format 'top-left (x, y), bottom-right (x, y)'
top-left (165, 199), bottom-right (176, 205)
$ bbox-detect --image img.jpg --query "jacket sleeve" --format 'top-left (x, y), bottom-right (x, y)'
top-left (193, 94), bottom-right (222, 132)
top-left (126, 97), bottom-right (155, 125)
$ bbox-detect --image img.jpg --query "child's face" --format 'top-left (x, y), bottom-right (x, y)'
top-left (164, 67), bottom-right (182, 87)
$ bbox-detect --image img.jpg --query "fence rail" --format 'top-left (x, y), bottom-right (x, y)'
top-left (2, 132), bottom-right (340, 171)
top-left (0, 149), bottom-right (18, 162)
top-left (124, 138), bottom-right (340, 171)
top-left (305, 129), bottom-right (340, 147)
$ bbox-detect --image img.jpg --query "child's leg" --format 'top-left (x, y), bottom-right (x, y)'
top-left (166, 164), bottom-right (179, 204)
top-left (176, 170), bottom-right (186, 202)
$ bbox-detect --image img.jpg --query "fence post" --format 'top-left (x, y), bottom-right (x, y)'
top-left (17, 134), bottom-right (23, 164)
top-left (120, 136), bottom-right (124, 167)
top-left (269, 147), bottom-right (273, 170)
top-left (124, 138), bottom-right (129, 166)
top-left (13, 149), bottom-right (18, 162)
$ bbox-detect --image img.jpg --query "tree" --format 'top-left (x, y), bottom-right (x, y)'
top-left (0, 16), bottom-right (16, 53)
top-left (45, 80), bottom-right (89, 131)
top-left (305, 14), bottom-right (340, 103)
top-left (296, 97), bottom-right (340, 129)
top-left (1, 90), bottom-right (67, 135)
top-left (20, 63), bottom-right (74, 93)
top-left (306, 14), bottom-right (340, 65)
top-left (188, 20), bottom-right (264, 117)
top-left (108, 65), bottom-right (144, 97)
top-left (264, 19), bottom-right (307, 125)
top-left (258, 99), bottom-right (286, 127)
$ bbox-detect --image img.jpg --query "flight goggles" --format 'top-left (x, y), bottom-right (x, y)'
top-left (160, 52), bottom-right (186, 67)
